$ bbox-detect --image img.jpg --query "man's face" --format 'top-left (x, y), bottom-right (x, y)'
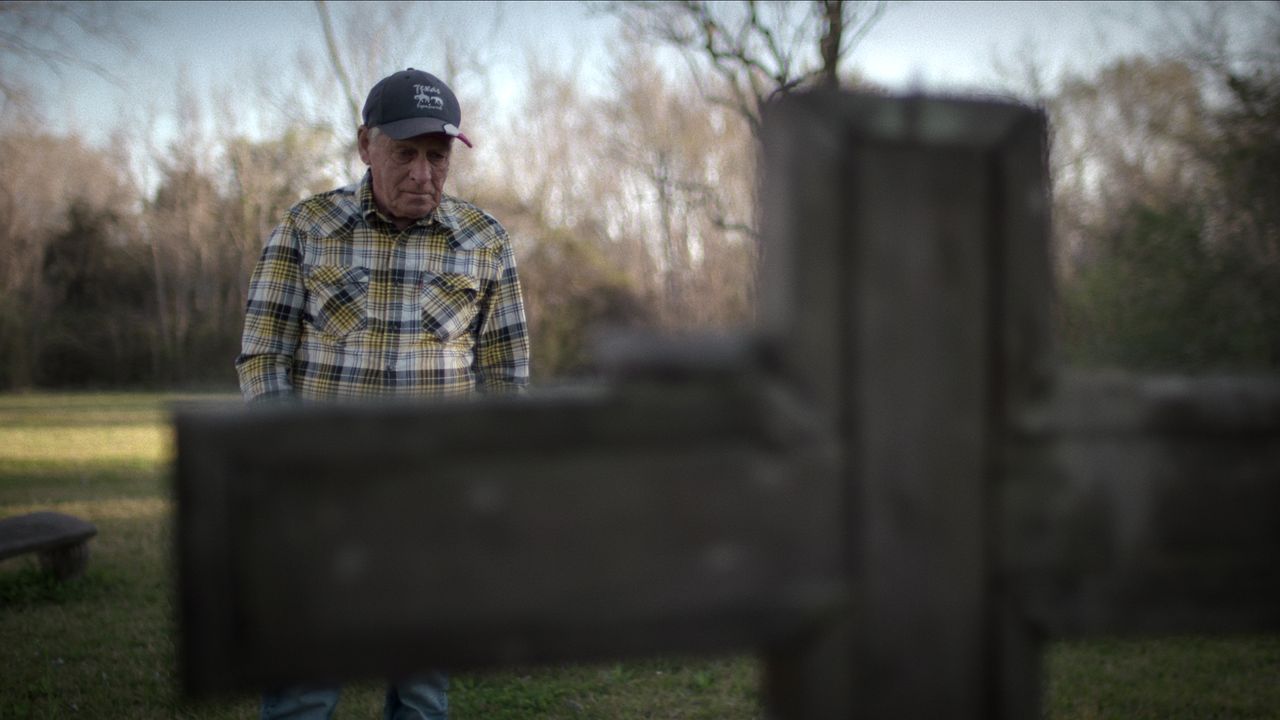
top-left (358, 128), bottom-right (453, 227)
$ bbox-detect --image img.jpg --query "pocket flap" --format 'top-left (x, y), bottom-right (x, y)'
top-left (306, 265), bottom-right (369, 288)
top-left (429, 272), bottom-right (480, 296)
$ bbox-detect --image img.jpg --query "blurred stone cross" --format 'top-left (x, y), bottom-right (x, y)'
top-left (176, 92), bottom-right (1280, 719)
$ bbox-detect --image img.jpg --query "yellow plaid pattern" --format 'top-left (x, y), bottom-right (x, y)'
top-left (236, 173), bottom-right (530, 402)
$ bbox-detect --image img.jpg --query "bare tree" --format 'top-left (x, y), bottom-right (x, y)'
top-left (597, 41), bottom-right (757, 327)
top-left (1047, 58), bottom-right (1214, 278)
top-left (314, 0), bottom-right (364, 132)
top-left (0, 1), bottom-right (138, 108)
top-left (308, 1), bottom-right (506, 137)
top-left (606, 0), bottom-right (886, 137)
top-left (1149, 0), bottom-right (1280, 265)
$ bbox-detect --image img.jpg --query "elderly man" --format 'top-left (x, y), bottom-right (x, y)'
top-left (236, 68), bottom-right (529, 719)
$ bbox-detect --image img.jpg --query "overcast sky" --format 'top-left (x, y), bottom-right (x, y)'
top-left (17, 0), bottom-right (1166, 149)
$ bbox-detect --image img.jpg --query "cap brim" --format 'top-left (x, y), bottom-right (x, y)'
top-left (378, 117), bottom-right (473, 147)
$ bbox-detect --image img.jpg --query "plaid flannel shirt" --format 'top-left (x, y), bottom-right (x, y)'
top-left (236, 173), bottom-right (530, 402)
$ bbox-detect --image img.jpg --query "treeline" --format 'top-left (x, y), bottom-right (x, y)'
top-left (1045, 8), bottom-right (1280, 372)
top-left (0, 126), bottom-right (343, 388)
top-left (0, 40), bottom-right (757, 389)
top-left (0, 2), bottom-right (1276, 390)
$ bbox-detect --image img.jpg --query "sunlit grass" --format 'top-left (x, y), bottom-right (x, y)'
top-left (1, 425), bottom-right (169, 463)
top-left (0, 393), bottom-right (191, 507)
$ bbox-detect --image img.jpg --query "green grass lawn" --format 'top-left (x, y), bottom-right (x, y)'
top-left (1, 392), bottom-right (1278, 719)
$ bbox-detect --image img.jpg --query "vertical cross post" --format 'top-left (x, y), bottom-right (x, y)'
top-left (758, 93), bottom-right (1051, 719)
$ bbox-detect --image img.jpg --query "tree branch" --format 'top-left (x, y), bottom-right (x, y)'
top-left (313, 0), bottom-right (362, 133)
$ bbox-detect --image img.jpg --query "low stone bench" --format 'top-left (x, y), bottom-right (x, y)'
top-left (0, 511), bottom-right (98, 580)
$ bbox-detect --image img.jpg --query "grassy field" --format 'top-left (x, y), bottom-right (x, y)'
top-left (1, 392), bottom-right (1278, 719)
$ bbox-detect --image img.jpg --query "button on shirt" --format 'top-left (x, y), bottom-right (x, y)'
top-left (236, 173), bottom-right (530, 402)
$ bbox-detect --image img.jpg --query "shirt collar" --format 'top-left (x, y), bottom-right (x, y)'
top-left (357, 171), bottom-right (459, 234)
top-left (357, 171), bottom-right (381, 221)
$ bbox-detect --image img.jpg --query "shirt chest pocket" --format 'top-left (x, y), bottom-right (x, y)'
top-left (420, 272), bottom-right (481, 342)
top-left (303, 265), bottom-right (370, 340)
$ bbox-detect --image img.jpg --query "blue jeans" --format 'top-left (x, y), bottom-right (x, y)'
top-left (261, 671), bottom-right (448, 720)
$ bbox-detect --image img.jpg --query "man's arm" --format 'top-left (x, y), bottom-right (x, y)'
top-left (474, 237), bottom-right (531, 394)
top-left (235, 218), bottom-right (306, 402)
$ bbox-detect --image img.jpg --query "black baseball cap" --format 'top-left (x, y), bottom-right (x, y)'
top-left (362, 68), bottom-right (473, 147)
